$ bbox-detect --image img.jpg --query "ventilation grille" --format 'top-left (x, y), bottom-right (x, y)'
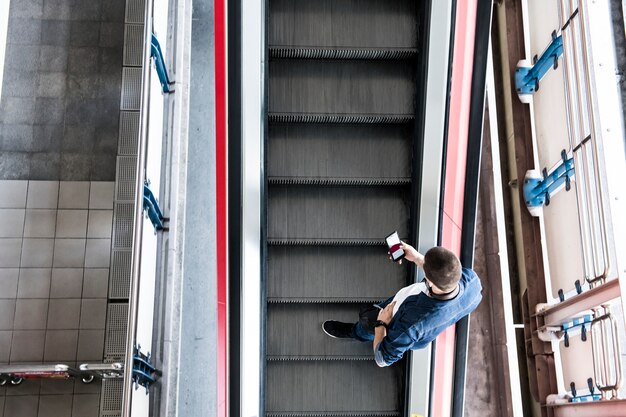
top-left (125, 0), bottom-right (145, 23)
top-left (118, 112), bottom-right (140, 155)
top-left (104, 303), bottom-right (129, 360)
top-left (123, 24), bottom-right (144, 67)
top-left (113, 203), bottom-right (135, 249)
top-left (109, 250), bottom-right (132, 299)
top-left (120, 68), bottom-right (143, 110)
top-left (115, 156), bottom-right (138, 201)
top-left (100, 378), bottom-right (124, 416)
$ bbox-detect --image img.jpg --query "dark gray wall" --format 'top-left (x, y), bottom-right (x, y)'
top-left (0, 0), bottom-right (125, 181)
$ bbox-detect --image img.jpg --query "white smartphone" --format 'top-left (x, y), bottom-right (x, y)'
top-left (385, 231), bottom-right (405, 262)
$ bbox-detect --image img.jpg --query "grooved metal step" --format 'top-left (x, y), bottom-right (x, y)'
top-left (268, 297), bottom-right (383, 304)
top-left (267, 413), bottom-right (401, 417)
top-left (268, 177), bottom-right (411, 186)
top-left (267, 356), bottom-right (372, 361)
top-left (269, 47), bottom-right (417, 60)
top-left (269, 113), bottom-right (414, 124)
top-left (267, 238), bottom-right (385, 246)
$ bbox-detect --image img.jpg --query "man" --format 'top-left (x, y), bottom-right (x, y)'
top-left (322, 242), bottom-right (482, 367)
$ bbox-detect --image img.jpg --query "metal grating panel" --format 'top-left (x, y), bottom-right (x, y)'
top-left (123, 24), bottom-right (144, 67)
top-left (120, 67), bottom-right (143, 110)
top-left (100, 378), bottom-right (123, 416)
top-left (118, 111), bottom-right (140, 155)
top-left (125, 0), bottom-right (145, 23)
top-left (115, 156), bottom-right (138, 201)
top-left (109, 249), bottom-right (132, 299)
top-left (104, 303), bottom-right (129, 359)
top-left (112, 202), bottom-right (135, 249)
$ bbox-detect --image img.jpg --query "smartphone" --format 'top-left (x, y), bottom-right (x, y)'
top-left (385, 231), bottom-right (405, 262)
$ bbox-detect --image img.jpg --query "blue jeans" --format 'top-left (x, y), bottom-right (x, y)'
top-left (351, 322), bottom-right (374, 342)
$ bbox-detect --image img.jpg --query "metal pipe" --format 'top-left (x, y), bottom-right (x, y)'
top-left (121, 0), bottom-right (153, 414)
top-left (579, 0), bottom-right (612, 282)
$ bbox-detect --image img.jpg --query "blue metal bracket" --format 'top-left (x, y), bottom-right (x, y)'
top-left (143, 182), bottom-right (167, 231)
top-left (516, 30), bottom-right (563, 96)
top-left (524, 149), bottom-right (574, 208)
top-left (151, 33), bottom-right (174, 94)
top-left (132, 345), bottom-right (158, 392)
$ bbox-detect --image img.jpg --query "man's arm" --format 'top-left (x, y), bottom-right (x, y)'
top-left (400, 242), bottom-right (424, 267)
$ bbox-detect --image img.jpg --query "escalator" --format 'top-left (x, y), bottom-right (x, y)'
top-left (265, 0), bottom-right (424, 413)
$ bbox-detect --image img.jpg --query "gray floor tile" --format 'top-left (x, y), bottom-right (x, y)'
top-left (0, 269), bottom-right (19, 299)
top-left (70, 1), bottom-right (101, 20)
top-left (0, 210), bottom-right (25, 238)
top-left (26, 181), bottom-right (59, 209)
top-left (40, 378), bottom-right (74, 395)
top-left (0, 239), bottom-right (22, 268)
top-left (4, 44), bottom-right (39, 71)
top-left (20, 238), bottom-right (54, 268)
top-left (101, 0), bottom-right (125, 21)
top-left (79, 299), bottom-right (106, 329)
top-left (71, 393), bottom-right (98, 417)
top-left (24, 210), bottom-right (57, 238)
top-left (29, 152), bottom-right (62, 181)
top-left (7, 18), bottom-right (42, 45)
top-left (76, 329), bottom-right (104, 361)
top-left (33, 98), bottom-right (65, 127)
top-left (38, 394), bottom-right (73, 417)
top-left (17, 268), bottom-right (52, 298)
top-left (86, 211), bottom-right (111, 239)
top-left (60, 154), bottom-right (91, 182)
top-left (56, 210), bottom-right (88, 238)
top-left (4, 395), bottom-right (39, 417)
top-left (41, 20), bottom-right (71, 46)
top-left (0, 331), bottom-right (12, 362)
top-left (53, 239), bottom-right (86, 268)
top-left (0, 152), bottom-right (31, 180)
top-left (0, 300), bottom-right (16, 330)
top-left (32, 125), bottom-right (63, 153)
top-left (2, 71), bottom-right (38, 97)
top-left (84, 239), bottom-right (110, 268)
top-left (44, 330), bottom-right (78, 361)
top-left (50, 268), bottom-right (83, 298)
top-left (67, 74), bottom-right (100, 99)
top-left (93, 126), bottom-right (118, 154)
top-left (4, 379), bottom-right (40, 396)
top-left (70, 21), bottom-right (100, 47)
top-left (13, 299), bottom-right (49, 329)
top-left (0, 181), bottom-right (28, 208)
top-left (89, 155), bottom-right (116, 181)
top-left (9, 0), bottom-right (43, 19)
top-left (1, 97), bottom-right (36, 125)
top-left (1, 124), bottom-right (33, 153)
top-left (62, 125), bottom-right (95, 153)
top-left (81, 269), bottom-right (107, 298)
top-left (42, 0), bottom-right (71, 20)
top-left (39, 46), bottom-right (69, 72)
top-left (73, 378), bottom-right (100, 394)
top-left (0, 395), bottom-right (4, 416)
top-left (67, 47), bottom-right (98, 75)
top-left (36, 74), bottom-right (67, 99)
top-left (98, 47), bottom-right (122, 74)
top-left (64, 97), bottom-right (98, 126)
top-left (58, 182), bottom-right (90, 209)
top-left (87, 183), bottom-right (113, 209)
top-left (99, 22), bottom-right (123, 48)
top-left (47, 299), bottom-right (81, 329)
top-left (10, 330), bottom-right (45, 361)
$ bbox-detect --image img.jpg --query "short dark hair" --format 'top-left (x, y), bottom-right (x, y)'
top-left (423, 247), bottom-right (462, 291)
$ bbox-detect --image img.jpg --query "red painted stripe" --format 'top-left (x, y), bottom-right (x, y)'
top-left (214, 0), bottom-right (227, 415)
top-left (431, 0), bottom-right (477, 416)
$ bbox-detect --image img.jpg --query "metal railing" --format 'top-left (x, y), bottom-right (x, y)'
top-left (558, 0), bottom-right (612, 286)
top-left (590, 310), bottom-right (623, 398)
top-left (0, 363), bottom-right (124, 385)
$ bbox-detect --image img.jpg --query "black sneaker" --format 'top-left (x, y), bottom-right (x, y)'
top-left (322, 321), bottom-right (353, 339)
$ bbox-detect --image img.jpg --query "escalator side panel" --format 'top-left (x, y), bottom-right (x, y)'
top-left (268, 124), bottom-right (412, 179)
top-left (268, 246), bottom-right (408, 300)
top-left (269, 60), bottom-right (416, 115)
top-left (268, 186), bottom-right (410, 240)
top-left (269, 0), bottom-right (417, 48)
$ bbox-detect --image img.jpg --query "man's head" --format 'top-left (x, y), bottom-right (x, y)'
top-left (423, 246), bottom-right (462, 292)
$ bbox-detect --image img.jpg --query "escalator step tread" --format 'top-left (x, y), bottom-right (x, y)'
top-left (266, 413), bottom-right (400, 417)
top-left (267, 355), bottom-right (372, 361)
top-left (268, 238), bottom-right (386, 246)
top-left (267, 297), bottom-right (383, 304)
top-left (268, 177), bottom-right (411, 186)
top-left (270, 46), bottom-right (417, 60)
top-left (269, 113), bottom-right (414, 124)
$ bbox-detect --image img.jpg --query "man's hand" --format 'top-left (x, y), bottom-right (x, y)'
top-left (377, 301), bottom-right (396, 325)
top-left (400, 242), bottom-right (424, 267)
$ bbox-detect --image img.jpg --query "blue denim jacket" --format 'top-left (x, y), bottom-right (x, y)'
top-left (374, 268), bottom-right (482, 367)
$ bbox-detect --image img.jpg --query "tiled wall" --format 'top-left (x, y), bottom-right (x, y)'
top-left (0, 0), bottom-right (125, 181)
top-left (0, 180), bottom-right (114, 417)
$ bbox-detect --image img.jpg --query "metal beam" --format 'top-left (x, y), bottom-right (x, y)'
top-left (551, 399), bottom-right (626, 417)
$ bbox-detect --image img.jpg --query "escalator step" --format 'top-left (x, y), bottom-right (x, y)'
top-left (268, 113), bottom-right (414, 124)
top-left (267, 297), bottom-right (382, 304)
top-left (267, 413), bottom-right (400, 417)
top-left (270, 47), bottom-right (417, 60)
top-left (268, 177), bottom-right (411, 186)
top-left (267, 356), bottom-right (372, 361)
top-left (267, 238), bottom-right (385, 246)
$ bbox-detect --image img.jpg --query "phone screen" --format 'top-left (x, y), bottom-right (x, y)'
top-left (385, 231), bottom-right (404, 261)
